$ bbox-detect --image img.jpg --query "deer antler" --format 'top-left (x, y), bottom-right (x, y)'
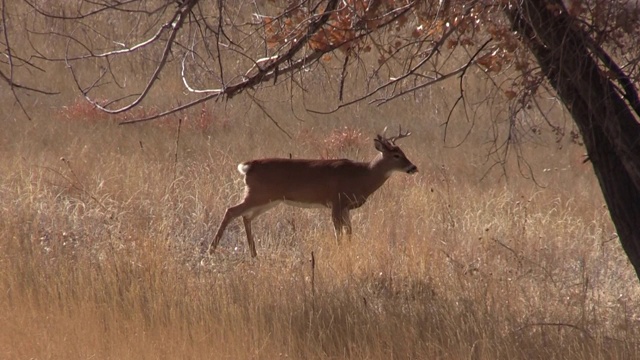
top-left (380, 125), bottom-right (411, 145)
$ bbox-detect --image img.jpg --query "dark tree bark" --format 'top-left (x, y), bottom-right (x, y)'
top-left (507, 0), bottom-right (640, 279)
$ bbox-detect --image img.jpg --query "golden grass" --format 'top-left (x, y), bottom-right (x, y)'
top-left (1, 103), bottom-right (639, 359)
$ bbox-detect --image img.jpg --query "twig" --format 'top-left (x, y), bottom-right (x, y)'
top-left (173, 118), bottom-right (183, 183)
top-left (36, 159), bottom-right (109, 213)
top-left (311, 251), bottom-right (316, 315)
top-left (247, 92), bottom-right (293, 139)
top-left (513, 322), bottom-right (594, 340)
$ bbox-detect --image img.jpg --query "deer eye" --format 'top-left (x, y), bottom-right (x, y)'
top-left (393, 154), bottom-right (401, 159)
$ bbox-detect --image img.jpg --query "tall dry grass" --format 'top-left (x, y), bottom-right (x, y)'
top-left (1, 99), bottom-right (639, 359)
top-left (2, 2), bottom-right (640, 358)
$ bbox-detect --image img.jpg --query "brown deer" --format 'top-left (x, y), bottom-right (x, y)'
top-left (207, 127), bottom-right (418, 257)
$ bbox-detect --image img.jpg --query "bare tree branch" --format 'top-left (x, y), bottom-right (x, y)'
top-left (307, 0), bottom-right (481, 114)
top-left (0, 0), bottom-right (58, 119)
top-left (70, 0), bottom-right (198, 114)
top-left (23, 0), bottom-right (170, 20)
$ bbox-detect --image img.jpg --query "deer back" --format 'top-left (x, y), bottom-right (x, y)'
top-left (240, 158), bottom-right (388, 207)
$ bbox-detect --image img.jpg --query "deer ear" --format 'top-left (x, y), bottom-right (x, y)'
top-left (374, 137), bottom-right (387, 152)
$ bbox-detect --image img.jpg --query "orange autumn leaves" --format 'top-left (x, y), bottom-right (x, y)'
top-left (260, 0), bottom-right (414, 54)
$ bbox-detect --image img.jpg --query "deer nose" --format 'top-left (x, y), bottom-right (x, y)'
top-left (406, 165), bottom-right (418, 174)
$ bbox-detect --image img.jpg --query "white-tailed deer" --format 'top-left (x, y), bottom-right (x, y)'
top-left (207, 127), bottom-right (418, 257)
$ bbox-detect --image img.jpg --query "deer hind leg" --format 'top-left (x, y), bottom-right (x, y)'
top-left (209, 202), bottom-right (247, 254)
top-left (240, 201), bottom-right (280, 257)
top-left (209, 198), bottom-right (277, 256)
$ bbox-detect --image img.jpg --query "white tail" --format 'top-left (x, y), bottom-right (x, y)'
top-left (237, 163), bottom-right (250, 174)
top-left (207, 127), bottom-right (418, 257)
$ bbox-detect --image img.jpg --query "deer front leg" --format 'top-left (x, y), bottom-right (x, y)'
top-left (344, 211), bottom-right (352, 236)
top-left (209, 200), bottom-right (261, 254)
top-left (331, 205), bottom-right (351, 242)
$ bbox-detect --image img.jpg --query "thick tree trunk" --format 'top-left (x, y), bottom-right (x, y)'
top-left (506, 0), bottom-right (640, 280)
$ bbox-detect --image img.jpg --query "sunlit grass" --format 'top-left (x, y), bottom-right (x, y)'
top-left (1, 105), bottom-right (638, 359)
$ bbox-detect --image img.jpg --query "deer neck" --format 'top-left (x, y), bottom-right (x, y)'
top-left (365, 154), bottom-right (394, 191)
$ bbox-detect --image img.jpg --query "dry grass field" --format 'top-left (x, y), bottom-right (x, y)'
top-left (2, 94), bottom-right (639, 359)
top-left (2, 3), bottom-right (640, 359)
